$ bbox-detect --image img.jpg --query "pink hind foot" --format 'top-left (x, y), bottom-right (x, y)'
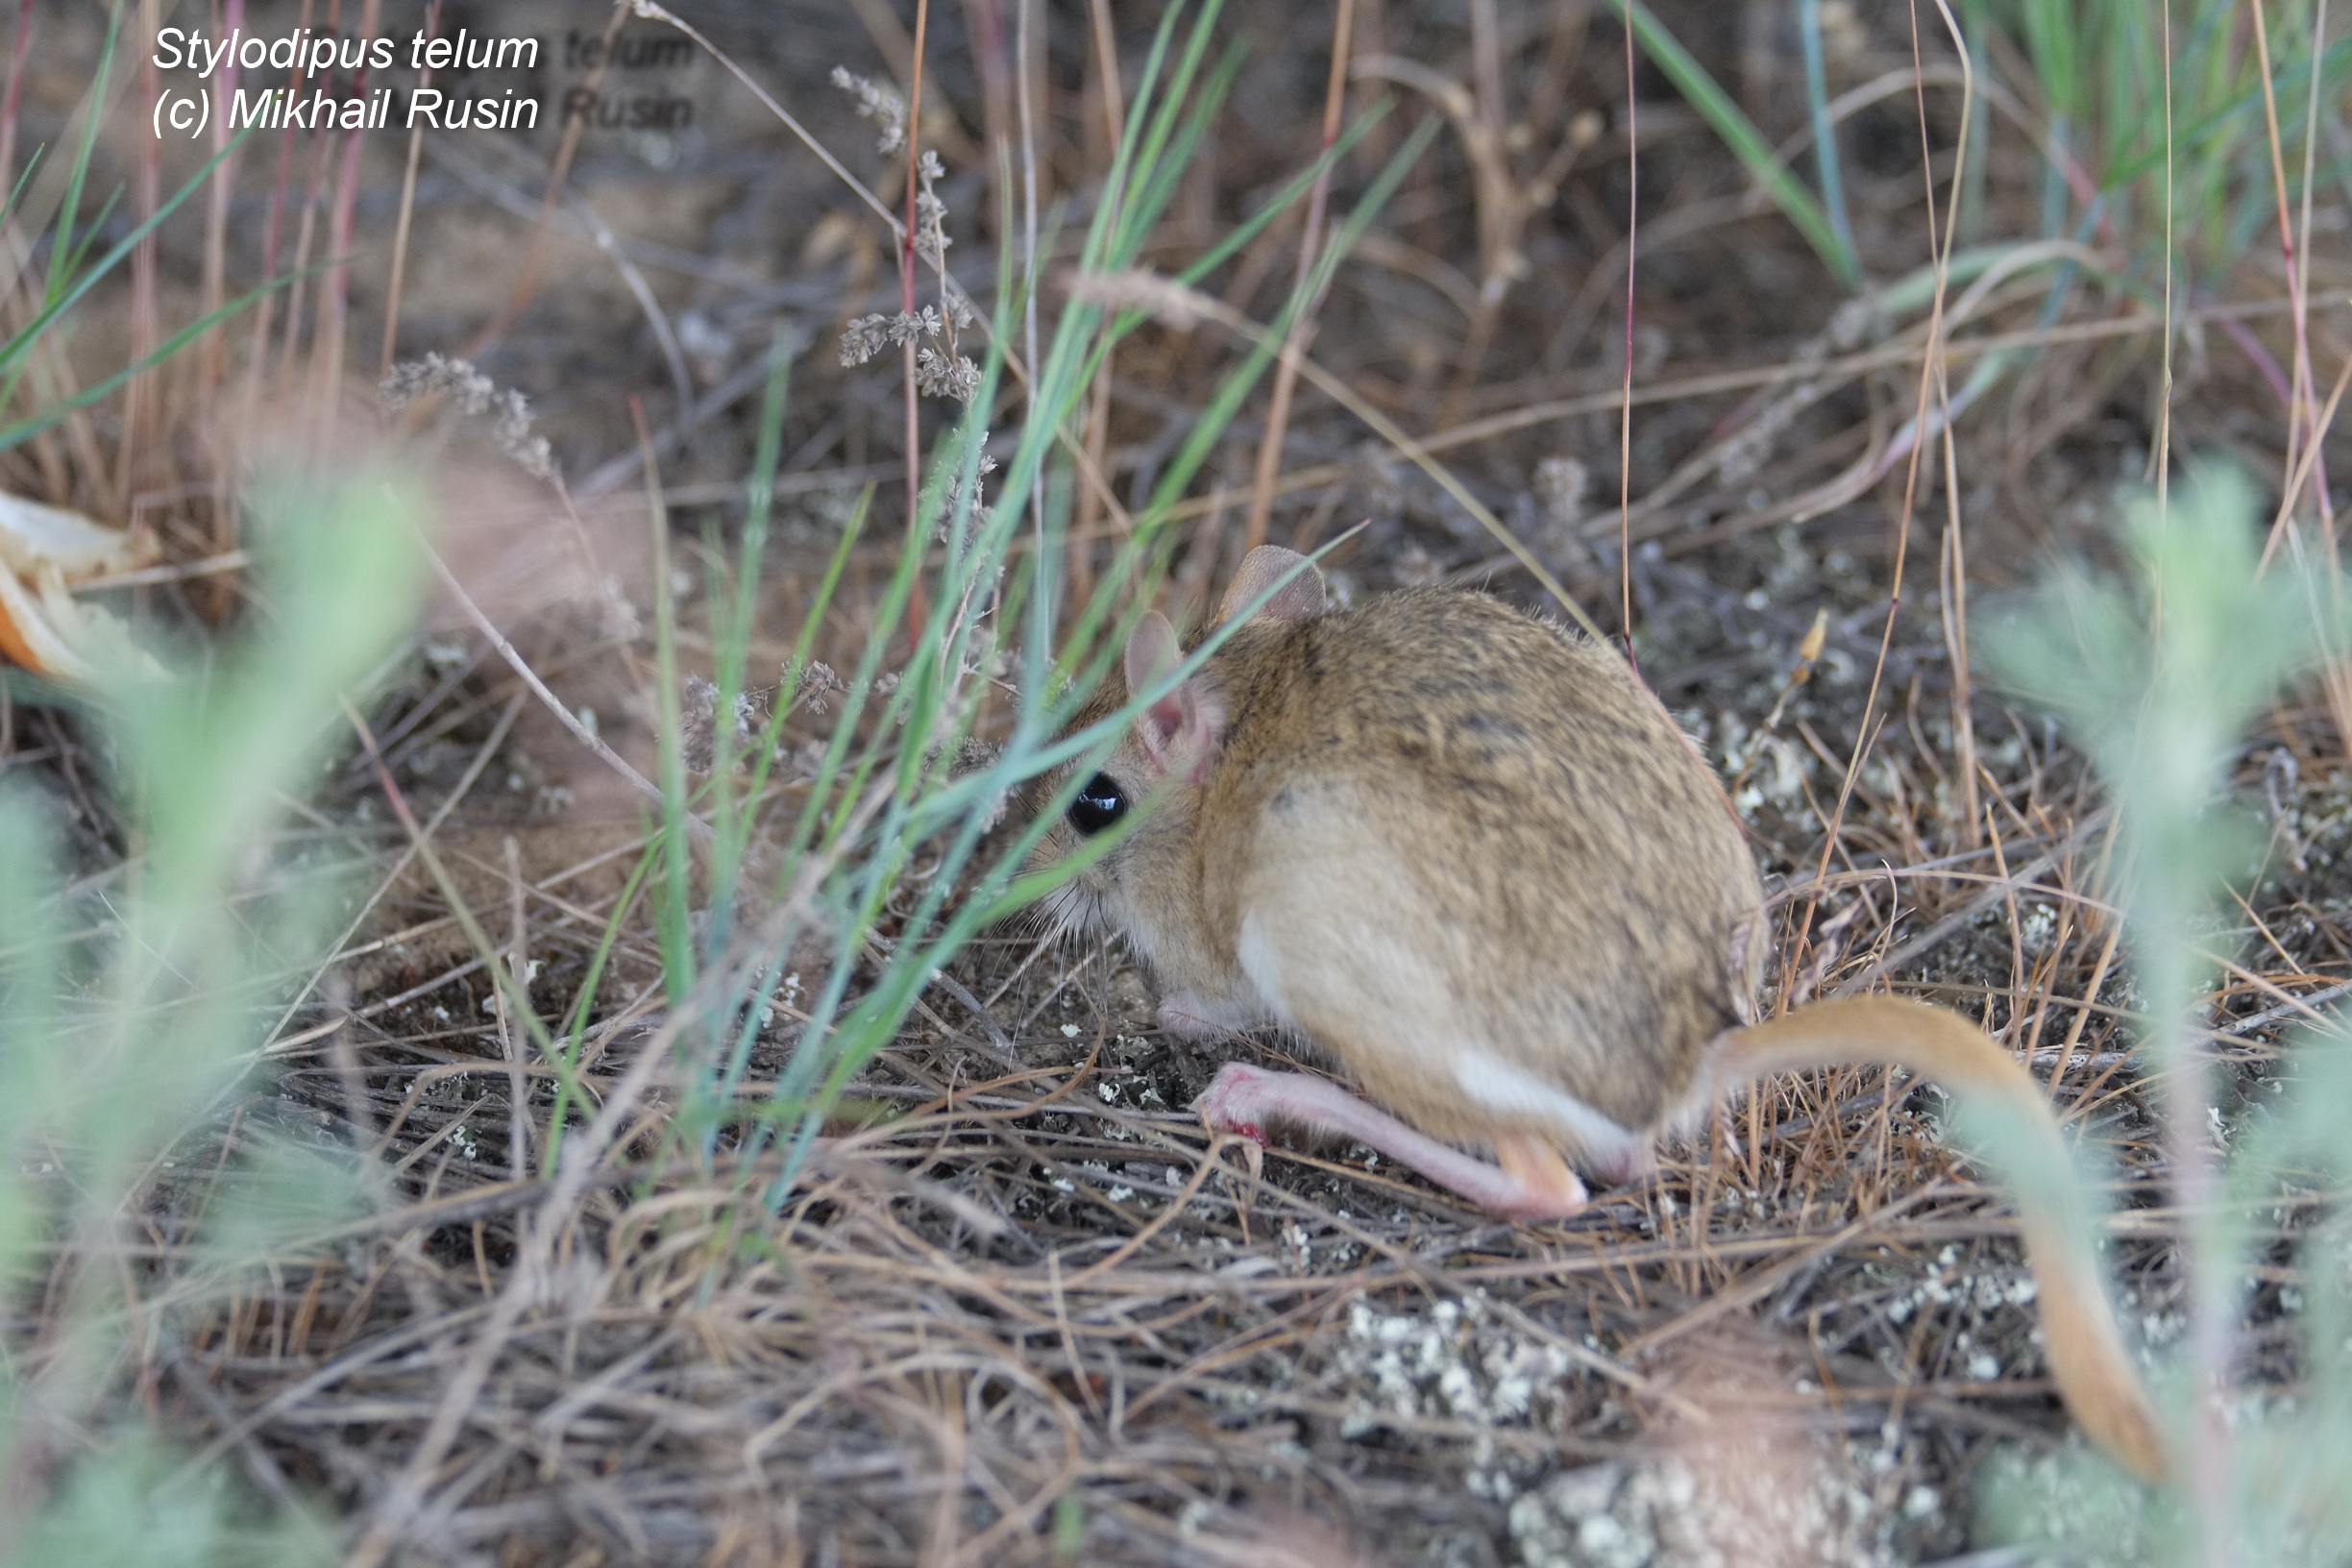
top-left (1194, 1062), bottom-right (1589, 1222)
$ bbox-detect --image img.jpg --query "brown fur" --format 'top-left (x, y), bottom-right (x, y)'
top-left (1036, 590), bottom-right (1759, 1147)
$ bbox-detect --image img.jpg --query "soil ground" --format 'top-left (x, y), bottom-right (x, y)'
top-left (5, 1), bottom-right (2349, 1564)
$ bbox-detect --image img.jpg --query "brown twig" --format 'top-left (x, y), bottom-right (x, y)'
top-left (424, 543), bottom-right (713, 847)
top-left (462, 0), bottom-right (625, 358)
top-left (379, 0), bottom-right (443, 380)
top-left (1242, 0), bottom-right (1355, 557)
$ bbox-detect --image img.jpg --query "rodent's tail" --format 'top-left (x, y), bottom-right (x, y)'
top-left (1720, 994), bottom-right (2167, 1482)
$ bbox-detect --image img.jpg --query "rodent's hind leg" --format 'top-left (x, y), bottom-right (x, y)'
top-left (1195, 1063), bottom-right (1589, 1221)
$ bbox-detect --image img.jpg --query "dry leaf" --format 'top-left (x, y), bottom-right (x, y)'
top-left (0, 495), bottom-right (159, 680)
top-left (0, 493), bottom-right (151, 581)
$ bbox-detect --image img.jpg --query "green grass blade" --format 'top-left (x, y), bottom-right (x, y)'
top-left (0, 130), bottom-right (255, 382)
top-left (0, 270), bottom-right (294, 453)
top-left (1612, 0), bottom-right (1861, 289)
top-left (43, 3), bottom-right (121, 309)
top-left (1797, 0), bottom-right (1859, 275)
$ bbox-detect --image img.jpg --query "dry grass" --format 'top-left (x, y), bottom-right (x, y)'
top-left (3, 0), bottom-right (2349, 1563)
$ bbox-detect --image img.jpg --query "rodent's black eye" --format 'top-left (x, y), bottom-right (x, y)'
top-left (1066, 772), bottom-right (1129, 836)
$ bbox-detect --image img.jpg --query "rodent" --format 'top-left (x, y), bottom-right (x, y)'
top-left (1026, 545), bottom-right (2166, 1482)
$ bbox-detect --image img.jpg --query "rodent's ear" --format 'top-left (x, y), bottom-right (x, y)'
top-left (1124, 610), bottom-right (1224, 784)
top-left (1124, 609), bottom-right (1182, 694)
top-left (1216, 546), bottom-right (1326, 626)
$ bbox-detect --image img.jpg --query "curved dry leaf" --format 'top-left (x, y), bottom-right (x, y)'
top-left (0, 492), bottom-right (153, 582)
top-left (0, 493), bottom-right (163, 680)
top-left (0, 561), bottom-right (89, 679)
top-left (0, 561), bottom-right (164, 682)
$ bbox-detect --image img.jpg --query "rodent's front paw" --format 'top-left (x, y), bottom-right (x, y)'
top-left (1195, 1061), bottom-right (1273, 1143)
top-left (1156, 991), bottom-right (1221, 1041)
